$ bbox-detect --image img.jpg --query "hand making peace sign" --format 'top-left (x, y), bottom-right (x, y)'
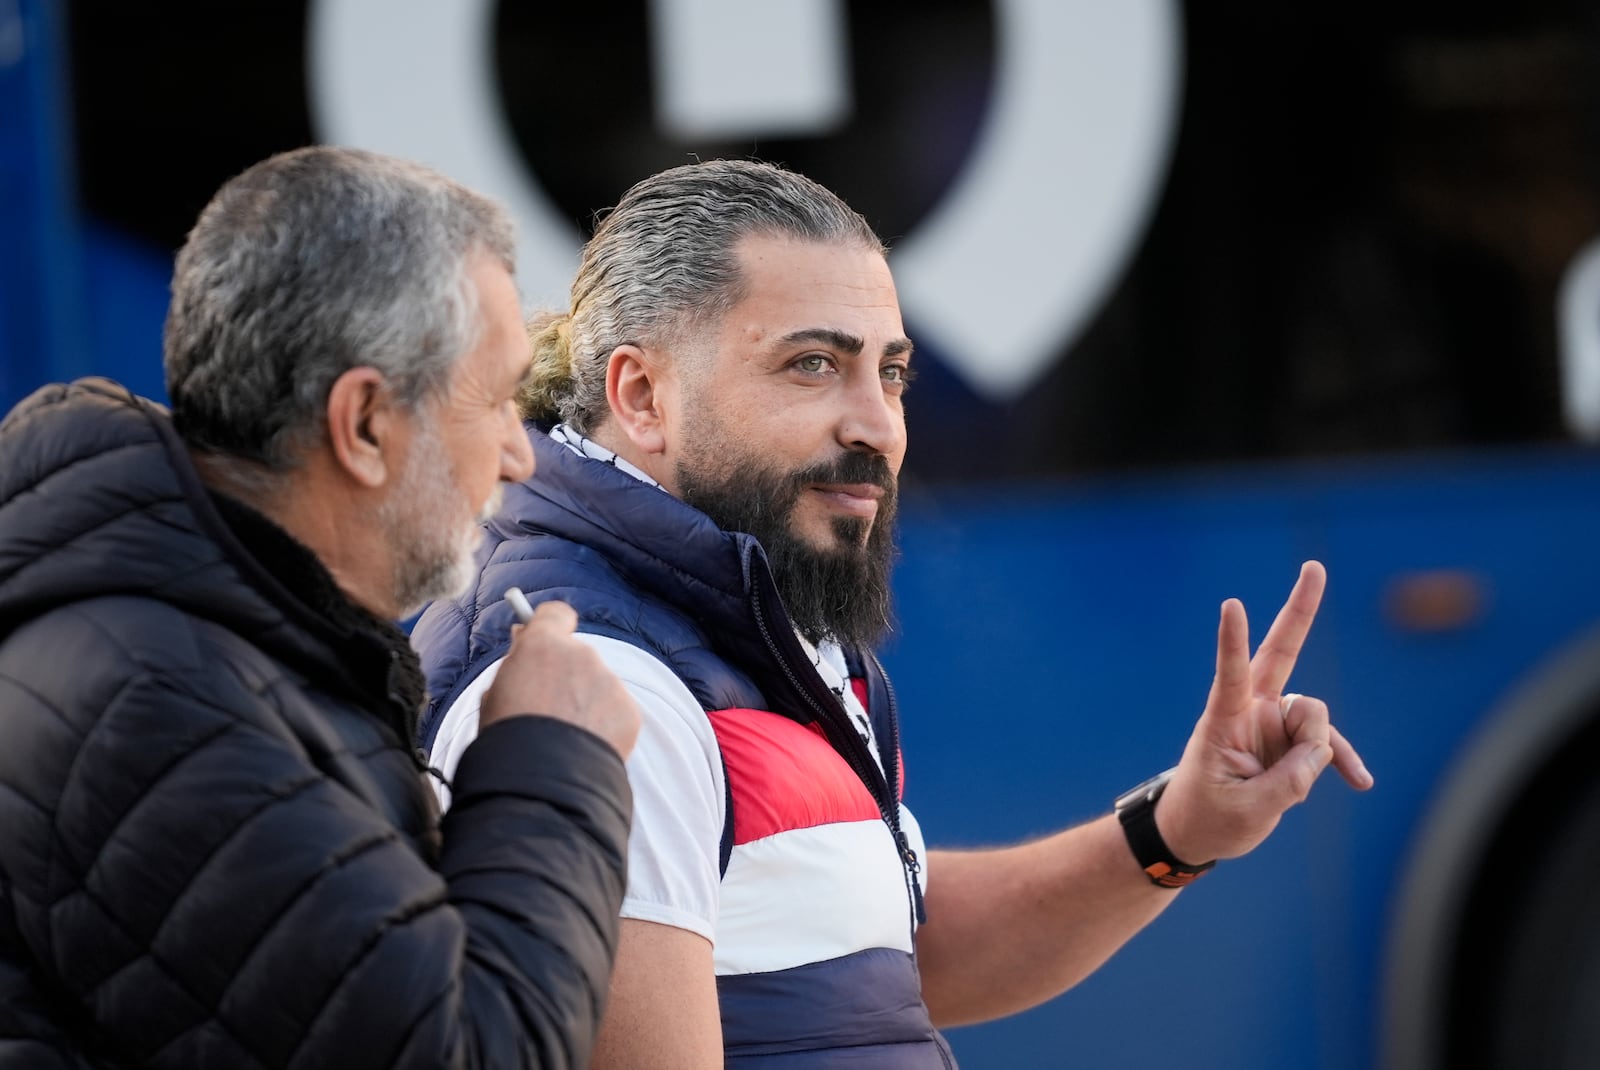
top-left (1156, 561), bottom-right (1375, 867)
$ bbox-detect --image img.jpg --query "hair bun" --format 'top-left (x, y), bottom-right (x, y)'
top-left (518, 311), bottom-right (575, 422)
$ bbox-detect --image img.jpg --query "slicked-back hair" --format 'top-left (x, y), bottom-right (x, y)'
top-left (521, 159), bottom-right (884, 432)
top-left (164, 145), bottom-right (516, 470)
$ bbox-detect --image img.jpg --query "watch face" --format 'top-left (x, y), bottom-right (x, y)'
top-left (1115, 767), bottom-right (1177, 811)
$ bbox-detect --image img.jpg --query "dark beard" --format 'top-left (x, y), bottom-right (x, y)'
top-left (677, 450), bottom-right (898, 649)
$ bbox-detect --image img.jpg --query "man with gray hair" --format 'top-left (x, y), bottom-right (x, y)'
top-left (0, 145), bottom-right (639, 1069)
top-left (414, 158), bottom-right (1372, 1067)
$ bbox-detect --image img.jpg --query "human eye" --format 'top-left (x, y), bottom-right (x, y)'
top-left (793, 353), bottom-right (835, 375)
top-left (882, 362), bottom-right (917, 392)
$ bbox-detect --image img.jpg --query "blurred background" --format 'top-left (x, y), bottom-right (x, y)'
top-left (5, 1), bottom-right (1600, 1066)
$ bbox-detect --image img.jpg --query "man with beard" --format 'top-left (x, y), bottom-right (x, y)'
top-left (412, 159), bottom-right (1373, 1068)
top-left (0, 146), bottom-right (640, 1069)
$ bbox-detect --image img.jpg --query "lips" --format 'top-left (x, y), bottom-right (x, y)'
top-left (809, 483), bottom-right (884, 517)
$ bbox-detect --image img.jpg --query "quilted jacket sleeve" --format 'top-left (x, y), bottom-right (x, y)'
top-left (0, 606), bottom-right (632, 1070)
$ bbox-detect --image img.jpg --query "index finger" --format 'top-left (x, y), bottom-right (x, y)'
top-left (1207, 597), bottom-right (1253, 721)
top-left (1250, 560), bottom-right (1326, 697)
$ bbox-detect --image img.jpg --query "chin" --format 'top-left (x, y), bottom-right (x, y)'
top-left (790, 524), bottom-right (844, 553)
top-left (415, 529), bottom-right (484, 612)
top-left (796, 505), bottom-right (865, 541)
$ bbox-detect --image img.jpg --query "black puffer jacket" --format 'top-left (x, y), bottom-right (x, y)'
top-left (0, 379), bottom-right (631, 1069)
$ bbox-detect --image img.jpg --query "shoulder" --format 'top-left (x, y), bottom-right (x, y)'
top-left (1, 595), bottom-right (282, 731)
top-left (0, 594), bottom-right (375, 830)
top-left (578, 634), bottom-right (724, 785)
top-left (582, 635), bottom-right (708, 718)
top-left (429, 634), bottom-right (722, 799)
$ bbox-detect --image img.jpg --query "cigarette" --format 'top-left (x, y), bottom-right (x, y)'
top-left (505, 587), bottom-right (535, 624)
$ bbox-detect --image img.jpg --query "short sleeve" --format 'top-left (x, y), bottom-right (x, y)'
top-left (584, 636), bottom-right (724, 943)
top-left (429, 637), bottom-right (725, 943)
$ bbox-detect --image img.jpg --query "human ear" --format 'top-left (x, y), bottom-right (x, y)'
top-left (324, 366), bottom-right (397, 488)
top-left (606, 345), bottom-right (671, 456)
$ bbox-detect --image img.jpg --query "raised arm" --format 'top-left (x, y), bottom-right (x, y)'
top-left (914, 561), bottom-right (1373, 1025)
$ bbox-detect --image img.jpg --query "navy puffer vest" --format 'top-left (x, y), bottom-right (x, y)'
top-left (413, 427), bottom-right (956, 1068)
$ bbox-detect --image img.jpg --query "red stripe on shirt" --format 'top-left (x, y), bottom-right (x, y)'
top-left (708, 707), bottom-right (881, 845)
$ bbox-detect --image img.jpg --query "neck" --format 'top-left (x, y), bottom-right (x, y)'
top-left (586, 421), bottom-right (681, 497)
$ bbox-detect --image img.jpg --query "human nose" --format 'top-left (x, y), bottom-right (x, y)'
top-left (837, 371), bottom-right (905, 457)
top-left (501, 406), bottom-right (535, 483)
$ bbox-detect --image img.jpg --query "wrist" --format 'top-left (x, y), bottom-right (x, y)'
top-left (1151, 780), bottom-right (1204, 865)
top-left (1113, 768), bottom-right (1216, 889)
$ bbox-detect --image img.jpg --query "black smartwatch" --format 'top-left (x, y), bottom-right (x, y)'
top-left (1114, 767), bottom-right (1216, 889)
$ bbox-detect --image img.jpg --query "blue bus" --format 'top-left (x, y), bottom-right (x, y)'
top-left (5, 2), bottom-right (1599, 1066)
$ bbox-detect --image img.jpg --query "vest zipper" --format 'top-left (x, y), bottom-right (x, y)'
top-left (869, 649), bottom-right (926, 928)
top-left (748, 566), bottom-right (924, 945)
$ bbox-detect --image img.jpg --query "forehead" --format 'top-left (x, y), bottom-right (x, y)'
top-left (711, 235), bottom-right (905, 349)
top-left (450, 254), bottom-right (526, 386)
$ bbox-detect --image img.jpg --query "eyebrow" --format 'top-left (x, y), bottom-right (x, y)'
top-left (778, 327), bottom-right (915, 359)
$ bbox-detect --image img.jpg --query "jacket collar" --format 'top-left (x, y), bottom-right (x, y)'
top-left (496, 426), bottom-right (765, 629)
top-left (0, 378), bottom-right (425, 741)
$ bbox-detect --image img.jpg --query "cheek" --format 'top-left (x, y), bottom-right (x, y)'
top-left (768, 408), bottom-right (841, 458)
top-left (473, 447), bottom-right (503, 501)
top-left (448, 437), bottom-right (496, 507)
top-left (887, 404), bottom-right (909, 456)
